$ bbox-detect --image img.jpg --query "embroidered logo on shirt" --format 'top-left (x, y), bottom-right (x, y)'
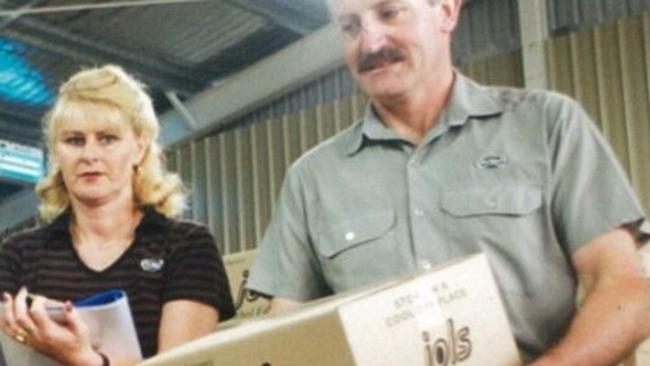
top-left (140, 258), bottom-right (164, 272)
top-left (476, 155), bottom-right (508, 169)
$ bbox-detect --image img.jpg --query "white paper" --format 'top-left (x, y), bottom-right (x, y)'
top-left (0, 291), bottom-right (142, 366)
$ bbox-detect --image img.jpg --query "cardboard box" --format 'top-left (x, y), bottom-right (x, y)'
top-left (633, 342), bottom-right (650, 366)
top-left (223, 250), bottom-right (270, 319)
top-left (141, 254), bottom-right (520, 366)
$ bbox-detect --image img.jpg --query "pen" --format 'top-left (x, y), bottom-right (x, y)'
top-left (25, 292), bottom-right (66, 320)
top-left (25, 292), bottom-right (36, 308)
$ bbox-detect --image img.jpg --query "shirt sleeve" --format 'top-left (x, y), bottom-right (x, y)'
top-left (247, 163), bottom-right (332, 301)
top-left (162, 224), bottom-right (236, 322)
top-left (547, 93), bottom-right (646, 253)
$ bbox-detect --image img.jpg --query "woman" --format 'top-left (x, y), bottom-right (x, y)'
top-left (0, 65), bottom-right (235, 365)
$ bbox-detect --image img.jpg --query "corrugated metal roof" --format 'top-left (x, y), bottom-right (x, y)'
top-left (50, 2), bottom-right (269, 65)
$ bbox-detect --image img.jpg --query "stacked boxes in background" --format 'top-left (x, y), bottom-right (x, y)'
top-left (223, 250), bottom-right (270, 320)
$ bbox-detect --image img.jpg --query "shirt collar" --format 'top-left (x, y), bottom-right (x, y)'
top-left (444, 72), bottom-right (505, 127)
top-left (345, 73), bottom-right (505, 156)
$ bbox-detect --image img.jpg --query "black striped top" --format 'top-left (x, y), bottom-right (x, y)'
top-left (0, 207), bottom-right (236, 358)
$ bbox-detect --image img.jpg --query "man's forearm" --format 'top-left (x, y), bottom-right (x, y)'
top-left (530, 276), bottom-right (650, 366)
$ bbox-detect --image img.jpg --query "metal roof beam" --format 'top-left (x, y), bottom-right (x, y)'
top-left (159, 22), bottom-right (345, 146)
top-left (0, 0), bottom-right (209, 17)
top-left (164, 90), bottom-right (199, 129)
top-left (3, 18), bottom-right (206, 95)
top-left (225, 0), bottom-right (325, 35)
top-left (0, 0), bottom-right (47, 31)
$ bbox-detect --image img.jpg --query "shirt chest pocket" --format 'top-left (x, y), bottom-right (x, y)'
top-left (316, 209), bottom-right (396, 258)
top-left (441, 183), bottom-right (542, 217)
top-left (314, 209), bottom-right (403, 292)
top-left (439, 183), bottom-right (544, 253)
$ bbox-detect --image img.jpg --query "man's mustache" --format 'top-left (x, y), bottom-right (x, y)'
top-left (357, 47), bottom-right (406, 73)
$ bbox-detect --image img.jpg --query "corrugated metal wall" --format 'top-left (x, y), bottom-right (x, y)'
top-left (167, 93), bottom-right (369, 253)
top-left (459, 50), bottom-right (524, 87)
top-left (549, 0), bottom-right (650, 35)
top-left (546, 12), bottom-right (650, 213)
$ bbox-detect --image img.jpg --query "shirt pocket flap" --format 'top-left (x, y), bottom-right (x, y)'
top-left (317, 209), bottom-right (396, 259)
top-left (441, 183), bottom-right (542, 217)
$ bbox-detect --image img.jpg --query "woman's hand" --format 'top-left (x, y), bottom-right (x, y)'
top-left (2, 287), bottom-right (104, 366)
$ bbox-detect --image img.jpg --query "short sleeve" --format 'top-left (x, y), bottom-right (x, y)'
top-left (547, 95), bottom-right (646, 252)
top-left (162, 224), bottom-right (236, 321)
top-left (247, 164), bottom-right (331, 301)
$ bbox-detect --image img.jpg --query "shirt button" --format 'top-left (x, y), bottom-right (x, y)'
top-left (345, 231), bottom-right (356, 241)
top-left (414, 209), bottom-right (424, 217)
top-left (419, 260), bottom-right (433, 271)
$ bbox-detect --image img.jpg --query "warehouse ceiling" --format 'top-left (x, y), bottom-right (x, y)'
top-left (0, 0), bottom-right (330, 202)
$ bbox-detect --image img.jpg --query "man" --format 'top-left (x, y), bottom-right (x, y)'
top-left (247, 0), bottom-right (650, 364)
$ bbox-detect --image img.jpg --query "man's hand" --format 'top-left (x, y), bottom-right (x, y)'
top-left (269, 297), bottom-right (303, 315)
top-left (2, 287), bottom-right (104, 366)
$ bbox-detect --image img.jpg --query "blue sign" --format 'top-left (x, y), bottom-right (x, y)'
top-left (0, 139), bottom-right (44, 184)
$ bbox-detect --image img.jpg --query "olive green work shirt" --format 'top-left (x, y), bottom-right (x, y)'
top-left (247, 74), bottom-right (646, 361)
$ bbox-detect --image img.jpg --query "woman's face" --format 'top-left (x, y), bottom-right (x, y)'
top-left (52, 104), bottom-right (145, 208)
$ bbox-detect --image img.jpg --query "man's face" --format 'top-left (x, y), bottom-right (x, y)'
top-left (330, 0), bottom-right (458, 101)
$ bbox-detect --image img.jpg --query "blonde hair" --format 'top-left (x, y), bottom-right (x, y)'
top-left (36, 64), bottom-right (186, 221)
